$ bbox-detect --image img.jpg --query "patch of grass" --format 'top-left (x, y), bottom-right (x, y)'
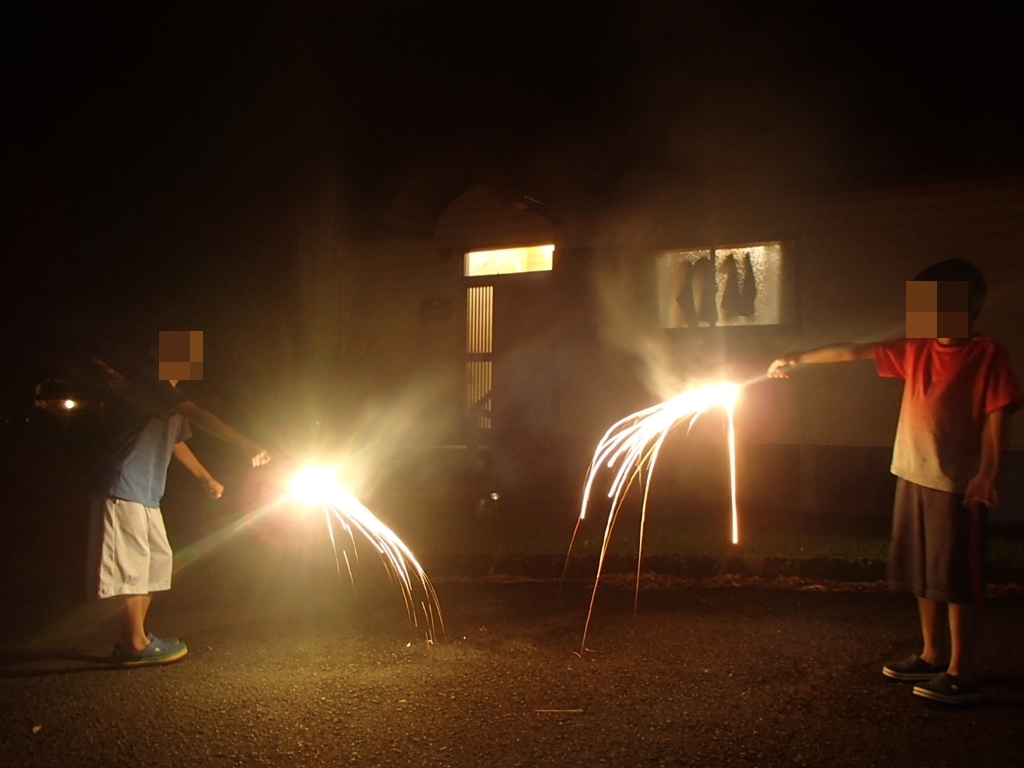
top-left (382, 495), bottom-right (1024, 564)
top-left (545, 525), bottom-right (893, 561)
top-left (442, 525), bottom-right (1024, 565)
top-left (407, 515), bottom-right (895, 561)
top-left (990, 536), bottom-right (1024, 563)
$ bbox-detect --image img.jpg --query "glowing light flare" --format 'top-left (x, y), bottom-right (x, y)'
top-left (567, 381), bottom-right (742, 655)
top-left (63, 399), bottom-right (77, 410)
top-left (289, 465), bottom-right (342, 506)
top-left (286, 464), bottom-right (444, 644)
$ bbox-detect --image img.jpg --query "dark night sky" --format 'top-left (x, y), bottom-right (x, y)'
top-left (3, 0), bottom-right (1022, 406)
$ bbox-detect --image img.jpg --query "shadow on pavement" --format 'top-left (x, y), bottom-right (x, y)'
top-left (0, 648), bottom-right (121, 679)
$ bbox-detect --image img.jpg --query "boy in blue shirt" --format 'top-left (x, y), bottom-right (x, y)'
top-left (89, 339), bottom-right (270, 666)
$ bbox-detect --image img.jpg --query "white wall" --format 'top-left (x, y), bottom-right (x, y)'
top-left (340, 177), bottom-right (1024, 452)
top-left (787, 178), bottom-right (1024, 449)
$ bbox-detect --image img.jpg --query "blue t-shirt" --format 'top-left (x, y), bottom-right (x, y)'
top-left (108, 413), bottom-right (192, 508)
top-left (98, 376), bottom-right (190, 508)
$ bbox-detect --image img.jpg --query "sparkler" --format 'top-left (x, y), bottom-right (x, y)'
top-left (289, 465), bottom-right (444, 644)
top-left (567, 382), bottom-right (741, 655)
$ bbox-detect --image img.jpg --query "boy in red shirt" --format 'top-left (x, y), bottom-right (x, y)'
top-left (767, 258), bottom-right (1022, 704)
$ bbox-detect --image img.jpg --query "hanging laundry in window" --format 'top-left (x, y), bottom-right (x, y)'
top-left (720, 254), bottom-right (742, 320)
top-left (693, 256), bottom-right (718, 326)
top-left (676, 259), bottom-right (698, 328)
top-left (738, 251), bottom-right (757, 317)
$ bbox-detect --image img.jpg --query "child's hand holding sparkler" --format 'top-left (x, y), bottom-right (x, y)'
top-left (249, 448), bottom-right (272, 467)
top-left (767, 353), bottom-right (801, 378)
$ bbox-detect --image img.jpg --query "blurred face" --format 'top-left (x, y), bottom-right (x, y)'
top-left (157, 330), bottom-right (204, 380)
top-left (906, 281), bottom-right (970, 339)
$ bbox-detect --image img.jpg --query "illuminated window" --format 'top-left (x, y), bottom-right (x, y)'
top-left (656, 242), bottom-right (790, 328)
top-left (464, 245), bottom-right (554, 277)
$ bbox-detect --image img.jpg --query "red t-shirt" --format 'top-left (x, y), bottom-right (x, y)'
top-left (873, 336), bottom-right (1023, 493)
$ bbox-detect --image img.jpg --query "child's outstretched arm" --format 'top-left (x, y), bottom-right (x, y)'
top-left (172, 399), bottom-right (271, 467)
top-left (172, 442), bottom-right (225, 499)
top-left (964, 407), bottom-right (1006, 513)
top-left (767, 342), bottom-right (876, 378)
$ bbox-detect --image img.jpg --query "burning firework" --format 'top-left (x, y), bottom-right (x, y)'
top-left (288, 465), bottom-right (444, 644)
top-left (567, 382), bottom-right (740, 654)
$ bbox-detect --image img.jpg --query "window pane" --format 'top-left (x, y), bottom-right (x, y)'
top-left (657, 243), bottom-right (786, 328)
top-left (464, 245), bottom-right (554, 277)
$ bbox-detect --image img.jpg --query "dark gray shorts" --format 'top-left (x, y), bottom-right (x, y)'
top-left (888, 478), bottom-right (987, 603)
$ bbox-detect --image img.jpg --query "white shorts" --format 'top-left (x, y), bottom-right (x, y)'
top-left (91, 496), bottom-right (173, 598)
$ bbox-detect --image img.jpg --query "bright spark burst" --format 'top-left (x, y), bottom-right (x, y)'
top-left (567, 382), bottom-right (740, 655)
top-left (289, 465), bottom-right (340, 506)
top-left (289, 465), bottom-right (444, 644)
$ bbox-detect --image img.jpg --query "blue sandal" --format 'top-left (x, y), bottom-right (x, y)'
top-left (112, 634), bottom-right (188, 667)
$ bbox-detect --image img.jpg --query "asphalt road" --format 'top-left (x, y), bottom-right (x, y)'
top-left (2, 534), bottom-right (1024, 768)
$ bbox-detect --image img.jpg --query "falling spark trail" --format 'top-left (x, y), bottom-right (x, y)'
top-left (319, 488), bottom-right (445, 644)
top-left (727, 401), bottom-right (738, 545)
top-left (290, 466), bottom-right (444, 643)
top-left (324, 505), bottom-right (343, 579)
top-left (566, 381), bottom-right (742, 655)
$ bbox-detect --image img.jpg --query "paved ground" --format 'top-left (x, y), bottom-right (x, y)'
top-left (2, 530), bottom-right (1024, 768)
top-left (2, 433), bottom-right (1023, 768)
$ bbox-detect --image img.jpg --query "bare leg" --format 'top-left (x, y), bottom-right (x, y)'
top-left (121, 594), bottom-right (152, 652)
top-left (917, 597), bottom-right (944, 666)
top-left (947, 602), bottom-right (978, 682)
